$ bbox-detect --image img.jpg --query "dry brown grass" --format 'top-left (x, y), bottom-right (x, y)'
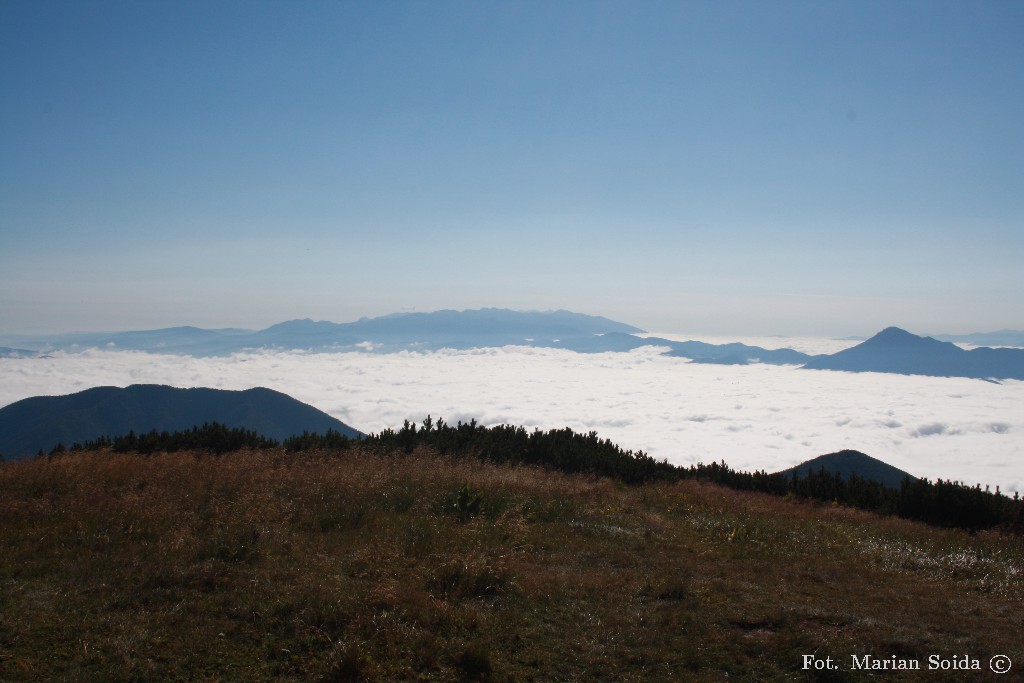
top-left (1, 447), bottom-right (1022, 681)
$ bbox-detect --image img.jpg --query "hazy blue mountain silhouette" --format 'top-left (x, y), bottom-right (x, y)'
top-left (0, 309), bottom-right (645, 355)
top-left (778, 449), bottom-right (916, 489)
top-left (931, 330), bottom-right (1024, 348)
top-left (0, 384), bottom-right (361, 460)
top-left (800, 327), bottom-right (1024, 380)
top-left (1, 347), bottom-right (37, 358)
top-left (253, 319), bottom-right (364, 350)
top-left (545, 332), bottom-right (814, 365)
top-left (0, 326), bottom-right (254, 355)
top-left (666, 341), bottom-right (812, 365)
top-left (3, 313), bottom-right (1021, 378)
top-left (255, 308), bottom-right (644, 351)
top-left (347, 308), bottom-right (642, 337)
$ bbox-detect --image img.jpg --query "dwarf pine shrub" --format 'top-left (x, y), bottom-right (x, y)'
top-left (454, 483), bottom-right (483, 519)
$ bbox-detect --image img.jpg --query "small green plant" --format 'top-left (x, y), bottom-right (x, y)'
top-left (454, 483), bottom-right (484, 519)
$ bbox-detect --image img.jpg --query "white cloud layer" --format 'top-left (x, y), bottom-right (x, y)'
top-left (1, 345), bottom-right (1021, 494)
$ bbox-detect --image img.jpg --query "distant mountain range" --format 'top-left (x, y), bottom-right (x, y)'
top-left (0, 384), bottom-right (362, 460)
top-left (778, 449), bottom-right (917, 489)
top-left (931, 330), bottom-right (1024, 347)
top-left (1, 309), bottom-right (1022, 381)
top-left (1, 347), bottom-right (37, 358)
top-left (257, 308), bottom-right (643, 352)
top-left (0, 309), bottom-right (641, 356)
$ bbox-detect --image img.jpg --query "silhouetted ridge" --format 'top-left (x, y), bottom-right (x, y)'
top-left (801, 327), bottom-right (1024, 379)
top-left (933, 329), bottom-right (1024, 347)
top-left (0, 384), bottom-right (361, 459)
top-left (874, 326), bottom-right (917, 340)
top-left (0, 309), bottom-right (810, 364)
top-left (778, 449), bottom-right (916, 489)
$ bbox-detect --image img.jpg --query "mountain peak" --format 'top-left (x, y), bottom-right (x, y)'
top-left (778, 449), bottom-right (916, 489)
top-left (860, 328), bottom-right (964, 355)
top-left (875, 326), bottom-right (912, 338)
top-left (866, 327), bottom-right (932, 344)
top-left (798, 325), bottom-right (1024, 379)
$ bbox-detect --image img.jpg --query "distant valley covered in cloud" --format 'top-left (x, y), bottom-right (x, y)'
top-left (1, 343), bottom-right (1020, 495)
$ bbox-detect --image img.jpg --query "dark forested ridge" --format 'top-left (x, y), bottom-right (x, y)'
top-left (0, 384), bottom-right (361, 460)
top-left (354, 419), bottom-right (1022, 533)
top-left (35, 416), bottom-right (1024, 535)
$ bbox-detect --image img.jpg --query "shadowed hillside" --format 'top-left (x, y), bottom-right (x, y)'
top-left (778, 450), bottom-right (917, 489)
top-left (0, 384), bottom-right (361, 460)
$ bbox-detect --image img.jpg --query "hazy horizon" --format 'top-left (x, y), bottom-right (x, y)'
top-left (2, 2), bottom-right (1022, 336)
top-left (1, 305), bottom-right (1021, 341)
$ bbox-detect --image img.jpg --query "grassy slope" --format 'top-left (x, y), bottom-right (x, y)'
top-left (1, 448), bottom-right (1021, 682)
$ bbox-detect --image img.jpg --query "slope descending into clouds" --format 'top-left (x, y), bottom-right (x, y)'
top-left (1, 346), bottom-right (1020, 494)
top-left (639, 333), bottom-right (860, 356)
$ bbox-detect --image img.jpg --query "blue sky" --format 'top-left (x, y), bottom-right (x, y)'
top-left (2, 0), bottom-right (1022, 336)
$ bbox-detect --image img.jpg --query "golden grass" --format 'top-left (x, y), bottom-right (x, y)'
top-left (1, 447), bottom-right (1021, 681)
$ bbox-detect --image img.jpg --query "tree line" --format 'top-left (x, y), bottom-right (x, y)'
top-left (61, 422), bottom-right (277, 456)
top-left (52, 416), bottom-right (1023, 534)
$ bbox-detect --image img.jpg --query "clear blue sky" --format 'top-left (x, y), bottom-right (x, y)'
top-left (2, 0), bottom-right (1022, 336)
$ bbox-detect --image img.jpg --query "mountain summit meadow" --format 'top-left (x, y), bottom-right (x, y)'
top-left (2, 439), bottom-right (1021, 681)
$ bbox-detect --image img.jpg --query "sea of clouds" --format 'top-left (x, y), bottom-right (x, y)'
top-left (1, 343), bottom-right (1021, 494)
